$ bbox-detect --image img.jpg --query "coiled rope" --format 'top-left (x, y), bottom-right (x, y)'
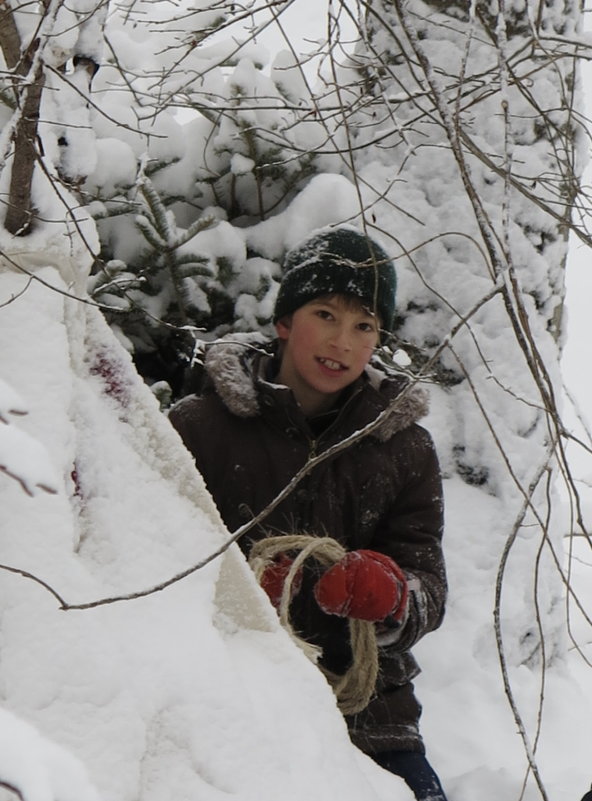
top-left (249, 534), bottom-right (378, 715)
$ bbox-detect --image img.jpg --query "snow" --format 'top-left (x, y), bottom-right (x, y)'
top-left (245, 174), bottom-right (363, 258)
top-left (0, 706), bottom-right (100, 801)
top-left (1, 224), bottom-right (592, 801)
top-left (0, 262), bottom-right (414, 801)
top-left (0, 422), bottom-right (59, 496)
top-left (1, 2), bottom-right (592, 801)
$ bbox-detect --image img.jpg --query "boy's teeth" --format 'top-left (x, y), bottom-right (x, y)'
top-left (320, 358), bottom-right (342, 370)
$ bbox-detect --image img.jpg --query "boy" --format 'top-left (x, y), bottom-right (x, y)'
top-left (169, 225), bottom-right (448, 801)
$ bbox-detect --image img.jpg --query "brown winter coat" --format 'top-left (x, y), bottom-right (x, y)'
top-left (169, 334), bottom-right (446, 754)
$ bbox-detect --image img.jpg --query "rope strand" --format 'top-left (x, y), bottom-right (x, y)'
top-left (249, 535), bottom-right (378, 715)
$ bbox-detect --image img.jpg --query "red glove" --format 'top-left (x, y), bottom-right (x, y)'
top-left (260, 554), bottom-right (303, 609)
top-left (313, 550), bottom-right (408, 622)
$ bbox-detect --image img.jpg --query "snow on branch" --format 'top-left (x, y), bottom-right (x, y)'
top-left (0, 706), bottom-right (100, 801)
top-left (0, 379), bottom-right (58, 496)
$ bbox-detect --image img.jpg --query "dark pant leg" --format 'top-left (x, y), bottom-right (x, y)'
top-left (372, 750), bottom-right (448, 801)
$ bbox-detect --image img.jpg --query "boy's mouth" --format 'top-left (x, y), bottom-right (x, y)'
top-left (317, 357), bottom-right (347, 372)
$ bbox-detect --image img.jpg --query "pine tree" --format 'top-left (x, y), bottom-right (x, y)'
top-left (83, 12), bottom-right (328, 393)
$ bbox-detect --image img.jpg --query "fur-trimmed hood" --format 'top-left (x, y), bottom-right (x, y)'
top-left (199, 332), bottom-right (429, 442)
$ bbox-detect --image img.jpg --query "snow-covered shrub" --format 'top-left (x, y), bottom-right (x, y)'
top-left (79, 9), bottom-right (339, 391)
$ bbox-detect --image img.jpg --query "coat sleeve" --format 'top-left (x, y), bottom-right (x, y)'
top-left (371, 424), bottom-right (447, 653)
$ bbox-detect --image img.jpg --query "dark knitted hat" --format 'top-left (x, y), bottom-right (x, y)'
top-left (273, 226), bottom-right (397, 335)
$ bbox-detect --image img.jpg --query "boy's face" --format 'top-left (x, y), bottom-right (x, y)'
top-left (275, 295), bottom-right (380, 417)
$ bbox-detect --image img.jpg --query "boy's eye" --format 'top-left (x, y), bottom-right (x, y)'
top-left (358, 321), bottom-right (377, 333)
top-left (315, 309), bottom-right (333, 320)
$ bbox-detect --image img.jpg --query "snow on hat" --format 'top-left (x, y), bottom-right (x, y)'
top-left (273, 226), bottom-right (397, 335)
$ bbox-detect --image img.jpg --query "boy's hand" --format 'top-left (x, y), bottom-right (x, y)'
top-left (260, 553), bottom-right (303, 609)
top-left (313, 550), bottom-right (408, 622)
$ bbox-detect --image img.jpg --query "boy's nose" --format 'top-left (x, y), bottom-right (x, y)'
top-left (329, 326), bottom-right (353, 351)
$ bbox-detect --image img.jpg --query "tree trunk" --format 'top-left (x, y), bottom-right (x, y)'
top-left (0, 1), bottom-right (45, 238)
top-left (4, 55), bottom-right (44, 236)
top-left (0, 0), bottom-right (22, 72)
